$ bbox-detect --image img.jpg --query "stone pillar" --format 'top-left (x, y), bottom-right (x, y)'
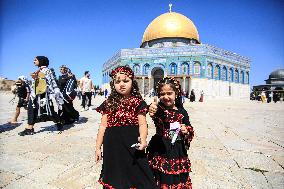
top-left (142, 77), bottom-right (145, 95)
top-left (183, 76), bottom-right (186, 91)
top-left (148, 77), bottom-right (151, 94)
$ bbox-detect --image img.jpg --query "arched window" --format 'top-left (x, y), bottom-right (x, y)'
top-left (181, 62), bottom-right (189, 75)
top-left (207, 63), bottom-right (213, 79)
top-left (214, 65), bottom-right (220, 80)
top-left (240, 71), bottom-right (244, 84)
top-left (194, 62), bottom-right (201, 75)
top-left (133, 64), bottom-right (140, 75)
top-left (245, 72), bottom-right (249, 84)
top-left (228, 68), bottom-right (233, 82)
top-left (170, 63), bottom-right (177, 75)
top-left (143, 64), bottom-right (150, 75)
top-left (222, 66), bottom-right (227, 81)
top-left (235, 69), bottom-right (239, 83)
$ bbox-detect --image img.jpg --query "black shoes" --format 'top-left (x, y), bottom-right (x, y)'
top-left (18, 128), bottom-right (35, 136)
top-left (56, 123), bottom-right (63, 131)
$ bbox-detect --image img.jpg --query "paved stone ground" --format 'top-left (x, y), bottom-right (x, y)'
top-left (0, 92), bottom-right (283, 189)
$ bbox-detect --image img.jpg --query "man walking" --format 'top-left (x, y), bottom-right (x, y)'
top-left (80, 71), bottom-right (94, 111)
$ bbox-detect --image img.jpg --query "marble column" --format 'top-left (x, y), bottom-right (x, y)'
top-left (183, 76), bottom-right (186, 91)
top-left (142, 77), bottom-right (145, 95)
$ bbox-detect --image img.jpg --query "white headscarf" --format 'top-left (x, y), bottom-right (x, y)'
top-left (18, 75), bottom-right (27, 82)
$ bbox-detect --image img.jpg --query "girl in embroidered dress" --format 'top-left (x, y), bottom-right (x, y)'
top-left (18, 56), bottom-right (64, 136)
top-left (95, 66), bottom-right (157, 189)
top-left (148, 77), bottom-right (194, 189)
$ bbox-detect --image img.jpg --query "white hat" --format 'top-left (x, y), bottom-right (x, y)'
top-left (18, 75), bottom-right (27, 81)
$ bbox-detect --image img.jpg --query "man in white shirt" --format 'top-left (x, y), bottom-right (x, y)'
top-left (80, 71), bottom-right (94, 111)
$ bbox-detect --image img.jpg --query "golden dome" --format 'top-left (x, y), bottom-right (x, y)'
top-left (142, 12), bottom-right (200, 44)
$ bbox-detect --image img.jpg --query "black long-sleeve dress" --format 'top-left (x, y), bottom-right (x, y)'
top-left (58, 74), bottom-right (79, 124)
top-left (96, 96), bottom-right (157, 189)
top-left (147, 104), bottom-right (194, 189)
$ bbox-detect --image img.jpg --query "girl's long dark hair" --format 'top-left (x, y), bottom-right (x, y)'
top-left (156, 77), bottom-right (183, 109)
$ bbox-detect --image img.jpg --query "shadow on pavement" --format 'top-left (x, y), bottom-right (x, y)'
top-left (0, 123), bottom-right (22, 133)
top-left (34, 116), bottom-right (89, 134)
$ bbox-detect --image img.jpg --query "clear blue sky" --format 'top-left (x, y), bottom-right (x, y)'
top-left (1, 0), bottom-right (283, 87)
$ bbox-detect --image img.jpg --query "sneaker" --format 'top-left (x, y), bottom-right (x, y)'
top-left (80, 108), bottom-right (85, 112)
top-left (85, 107), bottom-right (89, 111)
top-left (18, 128), bottom-right (35, 136)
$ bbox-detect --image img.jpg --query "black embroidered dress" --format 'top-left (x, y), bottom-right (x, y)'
top-left (58, 74), bottom-right (79, 124)
top-left (96, 96), bottom-right (157, 189)
top-left (147, 104), bottom-right (194, 189)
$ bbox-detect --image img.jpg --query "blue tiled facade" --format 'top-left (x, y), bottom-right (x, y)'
top-left (102, 44), bottom-right (250, 94)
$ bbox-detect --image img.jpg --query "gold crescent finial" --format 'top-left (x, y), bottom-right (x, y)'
top-left (169, 3), bottom-right (172, 12)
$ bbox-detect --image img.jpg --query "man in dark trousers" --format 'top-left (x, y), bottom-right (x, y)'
top-left (80, 71), bottom-right (94, 111)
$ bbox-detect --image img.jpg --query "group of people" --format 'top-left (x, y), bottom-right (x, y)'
top-left (250, 90), bottom-right (281, 103)
top-left (182, 89), bottom-right (204, 103)
top-left (9, 57), bottom-right (195, 188)
top-left (95, 66), bottom-right (194, 188)
top-left (9, 56), bottom-right (81, 135)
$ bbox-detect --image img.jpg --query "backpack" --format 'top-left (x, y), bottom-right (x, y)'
top-left (33, 72), bottom-right (47, 95)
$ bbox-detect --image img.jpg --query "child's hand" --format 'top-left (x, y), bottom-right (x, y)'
top-left (149, 96), bottom-right (158, 117)
top-left (180, 124), bottom-right (189, 134)
top-left (95, 148), bottom-right (102, 163)
top-left (137, 137), bottom-right (147, 150)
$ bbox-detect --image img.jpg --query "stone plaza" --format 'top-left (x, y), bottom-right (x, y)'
top-left (0, 92), bottom-right (283, 189)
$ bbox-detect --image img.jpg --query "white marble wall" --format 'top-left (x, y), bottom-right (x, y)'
top-left (190, 78), bottom-right (250, 100)
top-left (102, 78), bottom-right (250, 100)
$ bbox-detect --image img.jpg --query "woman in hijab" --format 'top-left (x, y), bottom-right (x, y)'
top-left (18, 56), bottom-right (64, 136)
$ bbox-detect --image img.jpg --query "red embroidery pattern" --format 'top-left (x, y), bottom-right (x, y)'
top-left (98, 180), bottom-right (115, 189)
top-left (185, 125), bottom-right (194, 143)
top-left (154, 109), bottom-right (184, 139)
top-left (96, 97), bottom-right (147, 127)
top-left (98, 180), bottom-right (137, 189)
top-left (110, 66), bottom-right (134, 79)
top-left (149, 156), bottom-right (191, 174)
top-left (159, 176), bottom-right (192, 189)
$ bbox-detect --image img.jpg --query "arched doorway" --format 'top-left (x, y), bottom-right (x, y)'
top-left (152, 67), bottom-right (164, 92)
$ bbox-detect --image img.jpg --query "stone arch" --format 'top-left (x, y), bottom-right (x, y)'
top-left (193, 61), bottom-right (201, 76)
top-left (151, 67), bottom-right (164, 90)
top-left (169, 62), bottom-right (177, 75)
top-left (235, 69), bottom-right (239, 83)
top-left (228, 67), bottom-right (234, 82)
top-left (181, 62), bottom-right (190, 75)
top-left (143, 63), bottom-right (150, 75)
top-left (207, 63), bottom-right (213, 79)
top-left (240, 70), bottom-right (245, 84)
top-left (133, 64), bottom-right (140, 75)
top-left (245, 71), bottom-right (249, 84)
top-left (214, 64), bottom-right (221, 80)
top-left (222, 66), bottom-right (228, 81)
